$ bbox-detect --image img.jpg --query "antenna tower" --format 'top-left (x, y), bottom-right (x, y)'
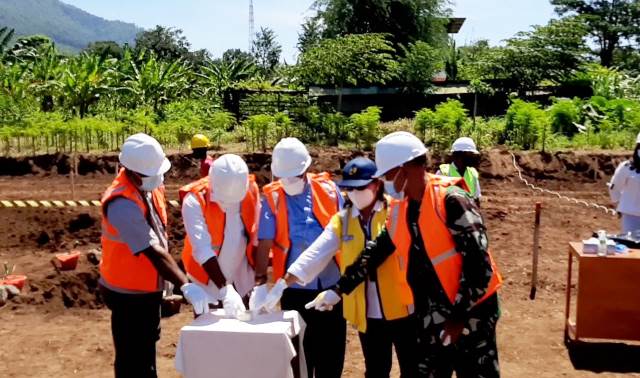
top-left (249, 0), bottom-right (255, 51)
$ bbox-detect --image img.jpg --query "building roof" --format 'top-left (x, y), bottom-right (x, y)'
top-left (446, 18), bottom-right (466, 34)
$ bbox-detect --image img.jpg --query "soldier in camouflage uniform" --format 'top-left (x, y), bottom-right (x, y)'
top-left (308, 132), bottom-right (501, 378)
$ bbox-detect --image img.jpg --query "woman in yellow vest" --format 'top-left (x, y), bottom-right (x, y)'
top-left (261, 157), bottom-right (418, 378)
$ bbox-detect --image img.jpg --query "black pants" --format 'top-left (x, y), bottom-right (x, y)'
top-left (358, 316), bottom-right (419, 378)
top-left (281, 288), bottom-right (347, 378)
top-left (101, 285), bottom-right (162, 378)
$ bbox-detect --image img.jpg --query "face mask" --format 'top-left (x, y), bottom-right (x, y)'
top-left (383, 169), bottom-right (406, 200)
top-left (281, 177), bottom-right (306, 196)
top-left (140, 174), bottom-right (163, 191)
top-left (347, 188), bottom-right (376, 210)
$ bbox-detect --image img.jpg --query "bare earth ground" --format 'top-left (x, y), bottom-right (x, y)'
top-left (1, 149), bottom-right (640, 377)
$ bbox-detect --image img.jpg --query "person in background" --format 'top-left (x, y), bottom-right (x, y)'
top-left (99, 133), bottom-right (208, 378)
top-left (179, 154), bottom-right (260, 316)
top-left (609, 132), bottom-right (640, 233)
top-left (261, 157), bottom-right (418, 378)
top-left (253, 137), bottom-right (346, 378)
top-left (310, 132), bottom-right (502, 378)
top-left (191, 134), bottom-right (213, 178)
top-left (437, 137), bottom-right (482, 204)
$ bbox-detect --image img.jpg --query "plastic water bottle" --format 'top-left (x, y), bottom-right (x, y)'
top-left (597, 230), bottom-right (608, 257)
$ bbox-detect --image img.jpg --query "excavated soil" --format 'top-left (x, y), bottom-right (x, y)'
top-left (0, 148), bottom-right (639, 377)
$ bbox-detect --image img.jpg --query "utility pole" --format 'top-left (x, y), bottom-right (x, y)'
top-left (249, 0), bottom-right (255, 51)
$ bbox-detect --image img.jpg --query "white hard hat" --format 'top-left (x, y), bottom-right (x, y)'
top-left (636, 131), bottom-right (640, 144)
top-left (271, 137), bottom-right (312, 178)
top-left (451, 137), bottom-right (479, 154)
top-left (119, 133), bottom-right (171, 176)
top-left (373, 131), bottom-right (428, 178)
top-left (209, 154), bottom-right (249, 204)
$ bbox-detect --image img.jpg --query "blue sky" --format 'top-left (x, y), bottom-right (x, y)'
top-left (62, 0), bottom-right (557, 61)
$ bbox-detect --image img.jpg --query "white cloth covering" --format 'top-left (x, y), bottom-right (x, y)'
top-left (609, 161), bottom-right (640, 217)
top-left (175, 310), bottom-right (307, 378)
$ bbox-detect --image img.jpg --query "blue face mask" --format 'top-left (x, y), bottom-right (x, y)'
top-left (383, 169), bottom-right (405, 200)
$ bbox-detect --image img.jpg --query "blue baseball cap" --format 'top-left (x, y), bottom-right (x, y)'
top-left (338, 157), bottom-right (377, 188)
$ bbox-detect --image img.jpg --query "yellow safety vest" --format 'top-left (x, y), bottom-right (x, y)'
top-left (331, 204), bottom-right (414, 333)
top-left (440, 164), bottom-right (479, 198)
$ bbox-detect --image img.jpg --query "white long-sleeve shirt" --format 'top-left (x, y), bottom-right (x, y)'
top-left (287, 202), bottom-right (386, 319)
top-left (182, 193), bottom-right (255, 301)
top-left (609, 161), bottom-right (640, 217)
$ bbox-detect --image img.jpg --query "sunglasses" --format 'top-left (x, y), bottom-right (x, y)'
top-left (343, 185), bottom-right (370, 192)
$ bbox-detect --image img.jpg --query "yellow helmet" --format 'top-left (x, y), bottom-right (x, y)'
top-left (191, 134), bottom-right (210, 149)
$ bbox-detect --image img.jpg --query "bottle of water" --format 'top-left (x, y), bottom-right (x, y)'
top-left (597, 230), bottom-right (607, 257)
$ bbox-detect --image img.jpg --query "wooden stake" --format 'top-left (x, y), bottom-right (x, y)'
top-left (70, 153), bottom-right (77, 201)
top-left (530, 202), bottom-right (542, 300)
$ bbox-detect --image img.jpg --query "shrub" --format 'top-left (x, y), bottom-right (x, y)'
top-left (323, 112), bottom-right (348, 147)
top-left (242, 114), bottom-right (275, 152)
top-left (348, 106), bottom-right (381, 150)
top-left (415, 99), bottom-right (469, 151)
top-left (504, 100), bottom-right (549, 150)
top-left (549, 98), bottom-right (580, 136)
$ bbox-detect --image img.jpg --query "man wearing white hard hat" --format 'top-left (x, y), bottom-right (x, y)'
top-left (310, 131), bottom-right (503, 377)
top-left (179, 154), bottom-right (260, 316)
top-left (609, 132), bottom-right (640, 233)
top-left (438, 137), bottom-right (482, 203)
top-left (254, 137), bottom-right (346, 378)
top-left (99, 133), bottom-right (208, 378)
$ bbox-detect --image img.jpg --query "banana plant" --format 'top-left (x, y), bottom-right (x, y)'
top-left (196, 57), bottom-right (259, 102)
top-left (122, 51), bottom-right (190, 116)
top-left (27, 46), bottom-right (63, 112)
top-left (60, 52), bottom-right (117, 118)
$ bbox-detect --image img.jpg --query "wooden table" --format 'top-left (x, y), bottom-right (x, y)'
top-left (565, 242), bottom-right (640, 344)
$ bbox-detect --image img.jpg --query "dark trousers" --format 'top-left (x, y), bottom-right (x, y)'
top-left (101, 285), bottom-right (162, 378)
top-left (281, 288), bottom-right (347, 378)
top-left (416, 312), bottom-right (500, 378)
top-left (358, 316), bottom-right (419, 378)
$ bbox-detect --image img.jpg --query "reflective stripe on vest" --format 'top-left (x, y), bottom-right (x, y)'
top-left (336, 204), bottom-right (414, 333)
top-left (100, 169), bottom-right (167, 293)
top-left (387, 174), bottom-right (501, 306)
top-left (263, 172), bottom-right (340, 281)
top-left (180, 176), bottom-right (260, 285)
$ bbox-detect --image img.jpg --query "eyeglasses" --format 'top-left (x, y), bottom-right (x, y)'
top-left (343, 185), bottom-right (369, 192)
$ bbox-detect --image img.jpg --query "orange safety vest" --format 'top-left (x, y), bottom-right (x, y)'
top-left (180, 176), bottom-right (260, 285)
top-left (387, 174), bottom-right (502, 306)
top-left (263, 172), bottom-right (341, 281)
top-left (100, 169), bottom-right (168, 292)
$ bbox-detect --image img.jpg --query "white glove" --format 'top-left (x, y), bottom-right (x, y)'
top-left (263, 278), bottom-right (288, 313)
top-left (305, 290), bottom-right (341, 312)
top-left (219, 284), bottom-right (246, 316)
top-left (181, 283), bottom-right (208, 315)
top-left (249, 284), bottom-right (269, 312)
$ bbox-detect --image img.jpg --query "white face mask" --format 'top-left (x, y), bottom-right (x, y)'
top-left (347, 188), bottom-right (376, 210)
top-left (281, 176), bottom-right (306, 196)
top-left (140, 174), bottom-right (164, 191)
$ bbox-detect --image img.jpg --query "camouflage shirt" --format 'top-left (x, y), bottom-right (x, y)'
top-left (335, 185), bottom-right (498, 322)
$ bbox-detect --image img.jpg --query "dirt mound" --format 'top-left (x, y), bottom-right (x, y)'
top-left (0, 148), bottom-right (631, 184)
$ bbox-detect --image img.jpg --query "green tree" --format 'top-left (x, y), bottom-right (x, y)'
top-left (84, 41), bottom-right (124, 59)
top-left (222, 49), bottom-right (255, 65)
top-left (197, 57), bottom-right (258, 103)
top-left (252, 27), bottom-right (282, 76)
top-left (495, 18), bottom-right (588, 93)
top-left (551, 0), bottom-right (640, 67)
top-left (399, 41), bottom-right (442, 93)
top-left (296, 34), bottom-right (398, 111)
top-left (134, 26), bottom-right (191, 62)
top-left (28, 46), bottom-right (63, 112)
top-left (314, 0), bottom-right (449, 50)
top-left (297, 17), bottom-right (324, 54)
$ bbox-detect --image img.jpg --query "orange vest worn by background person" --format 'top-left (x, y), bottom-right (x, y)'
top-left (180, 176), bottom-right (260, 285)
top-left (387, 174), bottom-right (502, 307)
top-left (100, 169), bottom-right (168, 292)
top-left (263, 172), bottom-right (341, 281)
